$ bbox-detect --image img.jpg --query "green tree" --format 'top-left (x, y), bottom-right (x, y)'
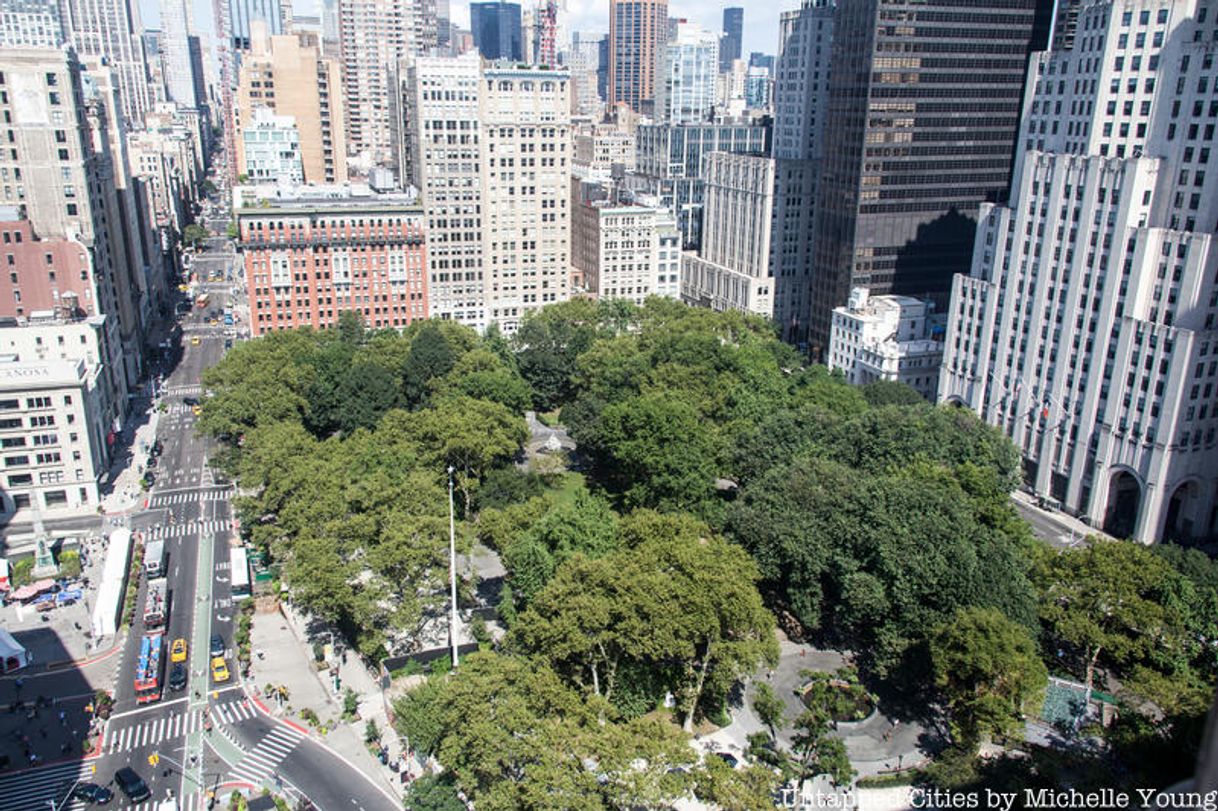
top-left (790, 710), bottom-right (855, 787)
top-left (752, 682), bottom-right (787, 739)
top-left (861, 379), bottom-right (926, 407)
top-left (183, 223), bottom-right (209, 248)
top-left (513, 298), bottom-right (605, 410)
top-left (392, 676), bottom-right (447, 759)
top-left (393, 397), bottom-right (527, 512)
top-left (1036, 539), bottom-right (1188, 696)
top-left (432, 348), bottom-right (532, 413)
top-left (596, 392), bottom-right (717, 511)
top-left (403, 775), bottom-right (466, 811)
top-left (930, 607), bottom-right (1048, 746)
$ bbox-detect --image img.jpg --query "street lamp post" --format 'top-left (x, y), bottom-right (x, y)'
top-left (448, 465), bottom-right (459, 669)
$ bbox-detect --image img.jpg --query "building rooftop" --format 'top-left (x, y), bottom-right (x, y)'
top-left (0, 357), bottom-right (86, 392)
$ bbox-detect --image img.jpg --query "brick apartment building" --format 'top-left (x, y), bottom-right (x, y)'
top-left (237, 193), bottom-right (429, 336)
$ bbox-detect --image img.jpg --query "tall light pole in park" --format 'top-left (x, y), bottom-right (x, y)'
top-left (448, 465), bottom-right (459, 669)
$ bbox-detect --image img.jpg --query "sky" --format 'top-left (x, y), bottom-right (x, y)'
top-left (144, 0), bottom-right (799, 62)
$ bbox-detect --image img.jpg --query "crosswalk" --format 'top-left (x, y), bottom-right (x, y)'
top-left (0, 759), bottom-right (93, 811)
top-left (165, 385), bottom-right (203, 395)
top-left (149, 488), bottom-right (232, 508)
top-left (228, 724), bottom-right (306, 790)
top-left (103, 700), bottom-right (258, 754)
top-left (142, 519), bottom-right (230, 540)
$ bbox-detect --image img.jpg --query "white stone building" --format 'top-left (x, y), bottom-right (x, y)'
top-left (0, 356), bottom-right (110, 517)
top-left (938, 0), bottom-right (1218, 543)
top-left (680, 151), bottom-right (775, 317)
top-left (240, 107), bottom-right (304, 185)
top-left (828, 287), bottom-right (943, 400)
top-left (400, 56), bottom-right (571, 332)
top-left (572, 195), bottom-right (679, 303)
top-left (573, 123), bottom-right (635, 180)
top-left (770, 0), bottom-right (833, 346)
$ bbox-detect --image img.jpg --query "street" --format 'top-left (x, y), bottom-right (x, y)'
top-left (0, 209), bottom-right (400, 811)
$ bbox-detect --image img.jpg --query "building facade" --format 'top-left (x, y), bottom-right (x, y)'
top-left (228, 0), bottom-right (282, 49)
top-left (800, 0), bottom-right (1052, 356)
top-left (720, 7), bottom-right (742, 72)
top-left (62, 0), bottom-right (152, 125)
top-left (236, 24), bottom-right (348, 184)
top-left (573, 123), bottom-right (634, 179)
top-left (481, 64), bottom-right (571, 332)
top-left (771, 0), bottom-right (833, 346)
top-left (680, 151), bottom-right (774, 317)
top-left (339, 0), bottom-right (437, 167)
top-left (470, 0), bottom-right (521, 61)
top-left (399, 53), bottom-right (486, 326)
top-left (0, 356), bottom-right (111, 517)
top-left (608, 0), bottom-right (666, 115)
top-left (828, 287), bottom-right (942, 400)
top-left (657, 21), bottom-right (719, 125)
top-left (238, 193), bottom-right (428, 336)
top-left (634, 120), bottom-right (770, 249)
top-left (240, 107), bottom-right (303, 184)
top-left (572, 191), bottom-right (678, 304)
top-left (938, 0), bottom-right (1218, 543)
top-left (158, 0), bottom-right (198, 108)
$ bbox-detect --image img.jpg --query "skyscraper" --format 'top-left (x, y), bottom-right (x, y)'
top-left (939, 0), bottom-right (1218, 543)
top-left (339, 0), bottom-right (437, 166)
top-left (400, 54), bottom-right (571, 332)
top-left (25, 0), bottom-right (154, 126)
top-left (228, 0), bottom-right (282, 50)
top-left (608, 0), bottom-right (666, 115)
top-left (799, 0), bottom-right (1052, 355)
top-left (656, 21), bottom-right (718, 124)
top-left (720, 7), bottom-right (741, 72)
top-left (159, 0), bottom-right (198, 108)
top-left (770, 0), bottom-right (833, 344)
top-left (470, 1), bottom-right (521, 61)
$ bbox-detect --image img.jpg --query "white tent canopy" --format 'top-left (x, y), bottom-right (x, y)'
top-left (0, 626), bottom-right (31, 673)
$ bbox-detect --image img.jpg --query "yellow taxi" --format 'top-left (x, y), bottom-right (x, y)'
top-left (210, 657), bottom-right (230, 683)
top-left (191, 405), bottom-right (203, 417)
top-left (170, 638), bottom-right (187, 663)
top-left (190, 336), bottom-right (200, 346)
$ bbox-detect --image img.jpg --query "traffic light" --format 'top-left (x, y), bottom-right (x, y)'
top-left (148, 753), bottom-right (160, 767)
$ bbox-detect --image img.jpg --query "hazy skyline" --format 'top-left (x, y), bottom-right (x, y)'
top-left (141, 0), bottom-right (796, 69)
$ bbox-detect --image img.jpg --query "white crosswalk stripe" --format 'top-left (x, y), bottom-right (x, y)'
top-left (0, 760), bottom-right (94, 811)
top-left (229, 725), bottom-right (305, 789)
top-left (212, 699), bottom-right (257, 725)
top-left (105, 708), bottom-right (205, 754)
top-left (148, 489), bottom-right (232, 508)
top-left (165, 384), bottom-right (203, 395)
top-left (142, 519), bottom-right (230, 540)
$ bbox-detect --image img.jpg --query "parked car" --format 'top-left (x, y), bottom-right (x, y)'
top-left (168, 662), bottom-right (188, 691)
top-left (209, 634), bottom-right (225, 657)
top-left (210, 657), bottom-right (230, 683)
top-left (113, 768), bottom-right (150, 803)
top-left (72, 782), bottom-right (114, 804)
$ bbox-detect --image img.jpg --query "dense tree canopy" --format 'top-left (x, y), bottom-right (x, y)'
top-left (201, 318), bottom-right (531, 656)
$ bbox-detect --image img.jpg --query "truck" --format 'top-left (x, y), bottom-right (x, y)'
top-left (133, 633), bottom-right (163, 704)
top-left (143, 539), bottom-right (165, 578)
top-left (143, 577), bottom-right (168, 629)
top-left (230, 546), bottom-right (251, 598)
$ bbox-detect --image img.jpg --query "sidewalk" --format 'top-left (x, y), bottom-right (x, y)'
top-left (99, 398), bottom-right (163, 516)
top-left (247, 602), bottom-right (406, 800)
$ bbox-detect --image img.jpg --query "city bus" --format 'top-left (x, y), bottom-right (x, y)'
top-left (230, 546), bottom-right (251, 598)
top-left (133, 633), bottom-right (164, 704)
